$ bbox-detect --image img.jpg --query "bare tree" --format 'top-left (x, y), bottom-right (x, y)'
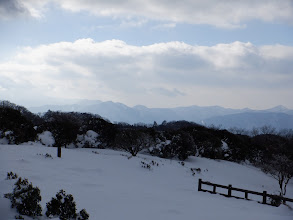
top-left (261, 154), bottom-right (293, 198)
top-left (114, 129), bottom-right (154, 157)
top-left (250, 127), bottom-right (260, 136)
top-left (260, 125), bottom-right (276, 135)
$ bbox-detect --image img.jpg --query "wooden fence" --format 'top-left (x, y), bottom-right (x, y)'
top-left (198, 179), bottom-right (293, 204)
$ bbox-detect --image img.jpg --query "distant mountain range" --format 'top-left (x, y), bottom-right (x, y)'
top-left (28, 100), bottom-right (293, 130)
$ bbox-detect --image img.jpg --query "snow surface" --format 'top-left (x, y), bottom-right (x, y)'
top-left (0, 137), bottom-right (9, 145)
top-left (0, 144), bottom-right (293, 220)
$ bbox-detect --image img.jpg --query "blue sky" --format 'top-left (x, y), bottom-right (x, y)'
top-left (1, 0), bottom-right (293, 109)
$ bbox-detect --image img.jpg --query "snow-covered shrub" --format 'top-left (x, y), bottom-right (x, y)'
top-left (45, 153), bottom-right (53, 158)
top-left (77, 209), bottom-right (90, 220)
top-left (269, 195), bottom-right (282, 207)
top-left (170, 132), bottom-right (196, 160)
top-left (197, 139), bottom-right (223, 160)
top-left (46, 189), bottom-right (88, 220)
top-left (151, 160), bottom-right (159, 166)
top-left (6, 171), bottom-right (18, 180)
top-left (0, 131), bottom-right (9, 144)
top-left (149, 132), bottom-right (195, 161)
top-left (37, 153), bottom-right (53, 159)
top-left (46, 190), bottom-right (77, 219)
top-left (76, 130), bottom-right (100, 148)
top-left (141, 161), bottom-right (151, 170)
top-left (149, 139), bottom-right (172, 158)
top-left (178, 161), bottom-right (185, 166)
top-left (190, 168), bottom-right (201, 176)
top-left (38, 131), bottom-right (55, 147)
top-left (141, 160), bottom-right (160, 170)
top-left (0, 130), bottom-right (15, 144)
top-left (9, 177), bottom-right (42, 217)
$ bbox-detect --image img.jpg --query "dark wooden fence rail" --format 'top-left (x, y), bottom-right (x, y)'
top-left (198, 179), bottom-right (293, 204)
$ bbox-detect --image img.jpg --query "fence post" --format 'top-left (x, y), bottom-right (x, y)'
top-left (198, 179), bottom-right (202, 191)
top-left (228, 185), bottom-right (232, 197)
top-left (262, 191), bottom-right (267, 204)
top-left (245, 192), bottom-right (248, 200)
top-left (58, 146), bottom-right (61, 158)
top-left (213, 185), bottom-right (216, 194)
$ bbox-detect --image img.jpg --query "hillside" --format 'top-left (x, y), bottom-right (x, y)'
top-left (1, 144), bottom-right (293, 219)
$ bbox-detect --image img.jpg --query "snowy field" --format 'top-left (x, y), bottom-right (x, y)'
top-left (1, 144), bottom-right (293, 220)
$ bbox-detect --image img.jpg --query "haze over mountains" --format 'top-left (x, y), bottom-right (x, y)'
top-left (27, 100), bottom-right (293, 131)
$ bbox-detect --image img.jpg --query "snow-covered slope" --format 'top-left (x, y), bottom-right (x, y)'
top-left (1, 144), bottom-right (293, 219)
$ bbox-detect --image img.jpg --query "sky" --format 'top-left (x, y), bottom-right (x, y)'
top-left (0, 0), bottom-right (293, 109)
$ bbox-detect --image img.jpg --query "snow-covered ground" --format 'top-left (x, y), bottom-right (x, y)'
top-left (0, 144), bottom-right (292, 220)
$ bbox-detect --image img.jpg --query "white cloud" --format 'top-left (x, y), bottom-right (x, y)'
top-left (119, 18), bottom-right (148, 28)
top-left (150, 88), bottom-right (185, 97)
top-left (0, 39), bottom-right (292, 108)
top-left (152, 23), bottom-right (177, 30)
top-left (55, 0), bottom-right (293, 28)
top-left (0, 85), bottom-right (7, 91)
top-left (2, 0), bottom-right (293, 27)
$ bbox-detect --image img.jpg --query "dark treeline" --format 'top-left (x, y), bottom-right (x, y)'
top-left (0, 100), bottom-right (293, 164)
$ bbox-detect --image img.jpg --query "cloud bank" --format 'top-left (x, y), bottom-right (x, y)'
top-left (58, 0), bottom-right (293, 28)
top-left (1, 0), bottom-right (293, 27)
top-left (0, 0), bottom-right (47, 19)
top-left (0, 39), bottom-right (292, 108)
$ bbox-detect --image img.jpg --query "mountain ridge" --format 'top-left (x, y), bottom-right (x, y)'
top-left (27, 100), bottom-right (293, 130)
